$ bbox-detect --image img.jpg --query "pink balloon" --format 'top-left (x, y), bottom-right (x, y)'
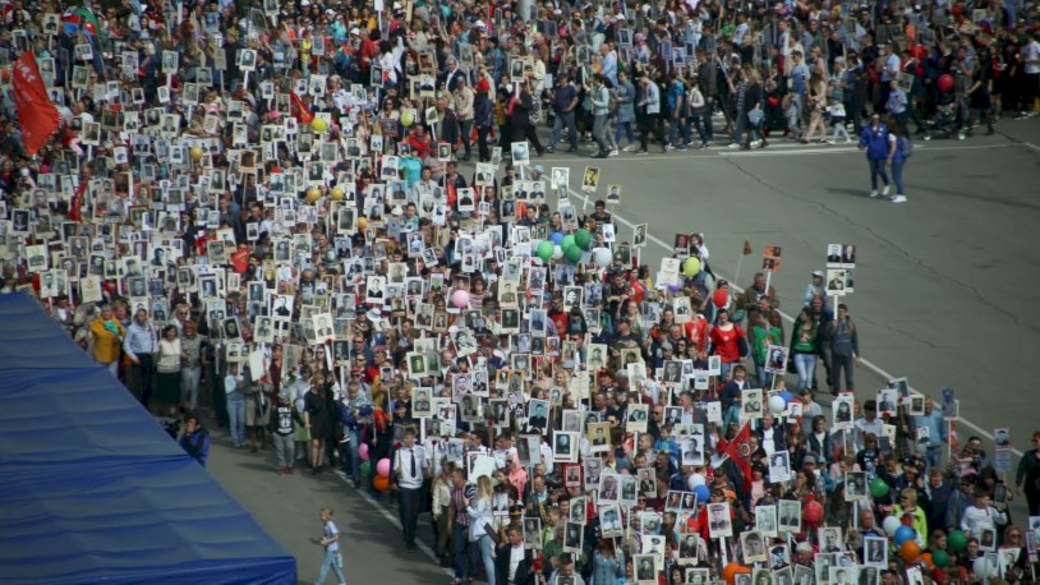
top-left (376, 457), bottom-right (391, 477)
top-left (451, 289), bottom-right (470, 309)
top-left (359, 443), bottom-right (370, 461)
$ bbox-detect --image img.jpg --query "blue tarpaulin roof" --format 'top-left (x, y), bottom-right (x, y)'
top-left (0, 293), bottom-right (296, 584)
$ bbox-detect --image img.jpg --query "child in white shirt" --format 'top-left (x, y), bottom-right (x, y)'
top-left (828, 99), bottom-right (851, 143)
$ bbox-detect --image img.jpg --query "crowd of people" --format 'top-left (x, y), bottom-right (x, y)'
top-left (3, 0), bottom-right (1040, 584)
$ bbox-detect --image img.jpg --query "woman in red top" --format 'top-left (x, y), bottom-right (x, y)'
top-left (709, 309), bottom-right (747, 380)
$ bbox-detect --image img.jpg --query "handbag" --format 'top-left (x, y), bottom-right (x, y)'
top-left (483, 521), bottom-right (500, 545)
top-left (748, 107), bottom-right (764, 126)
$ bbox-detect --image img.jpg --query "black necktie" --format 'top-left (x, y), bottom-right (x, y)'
top-left (410, 449), bottom-right (417, 477)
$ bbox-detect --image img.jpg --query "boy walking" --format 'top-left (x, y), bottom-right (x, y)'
top-left (311, 507), bottom-right (346, 585)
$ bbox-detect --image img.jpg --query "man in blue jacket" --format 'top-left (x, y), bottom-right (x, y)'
top-left (179, 413), bottom-right (210, 467)
top-left (857, 113), bottom-right (892, 198)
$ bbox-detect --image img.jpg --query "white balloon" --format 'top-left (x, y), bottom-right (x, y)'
top-left (768, 395), bottom-right (787, 414)
top-left (973, 557), bottom-right (995, 578)
top-left (882, 516), bottom-right (902, 537)
top-left (552, 245), bottom-right (564, 260)
top-left (687, 473), bottom-right (706, 489)
top-left (592, 247), bottom-right (613, 268)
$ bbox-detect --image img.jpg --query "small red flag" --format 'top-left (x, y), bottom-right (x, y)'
top-left (742, 239), bottom-right (753, 256)
top-left (12, 52), bottom-right (61, 155)
top-left (290, 91), bottom-right (315, 124)
top-left (723, 421), bottom-right (754, 492)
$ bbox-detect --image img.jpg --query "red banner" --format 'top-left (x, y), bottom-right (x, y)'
top-left (12, 52), bottom-right (60, 156)
top-left (723, 422), bottom-right (754, 492)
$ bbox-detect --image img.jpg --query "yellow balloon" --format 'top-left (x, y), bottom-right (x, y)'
top-left (330, 187), bottom-right (345, 201)
top-left (312, 117), bottom-right (328, 133)
top-left (306, 187), bottom-right (321, 203)
top-left (683, 257), bottom-right (701, 277)
top-left (401, 110), bottom-right (414, 127)
top-left (358, 217), bottom-right (368, 230)
top-left (189, 146), bottom-right (204, 162)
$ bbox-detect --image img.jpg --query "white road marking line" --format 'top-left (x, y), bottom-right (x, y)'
top-left (541, 142), bottom-right (1016, 163)
top-left (565, 187), bottom-right (1024, 458)
top-left (333, 470), bottom-right (454, 576)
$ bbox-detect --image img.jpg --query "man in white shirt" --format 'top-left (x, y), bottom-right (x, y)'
top-left (495, 525), bottom-right (534, 585)
top-left (393, 428), bottom-right (426, 552)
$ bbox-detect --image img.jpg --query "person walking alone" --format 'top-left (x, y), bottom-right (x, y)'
top-left (311, 507), bottom-right (346, 585)
top-left (858, 114), bottom-right (892, 198)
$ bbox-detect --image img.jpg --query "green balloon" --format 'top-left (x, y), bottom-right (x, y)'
top-left (564, 244), bottom-right (583, 263)
top-left (575, 229), bottom-right (593, 250)
top-left (932, 549), bottom-right (950, 568)
top-left (537, 241), bottom-right (555, 261)
top-left (360, 460), bottom-right (372, 477)
top-left (869, 477), bottom-right (891, 498)
top-left (947, 530), bottom-right (968, 553)
top-left (561, 234), bottom-right (577, 251)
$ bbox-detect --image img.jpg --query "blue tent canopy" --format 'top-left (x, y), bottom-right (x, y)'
top-left (0, 294), bottom-right (296, 584)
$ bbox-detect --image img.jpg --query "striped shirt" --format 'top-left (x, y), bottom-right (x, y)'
top-left (452, 483), bottom-right (476, 526)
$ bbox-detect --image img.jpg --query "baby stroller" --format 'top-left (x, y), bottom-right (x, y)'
top-left (922, 103), bottom-right (961, 141)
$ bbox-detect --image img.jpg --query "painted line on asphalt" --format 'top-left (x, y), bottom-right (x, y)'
top-left (1022, 141), bottom-right (1040, 153)
top-left (540, 141), bottom-right (1016, 163)
top-left (718, 143), bottom-right (1018, 157)
top-left (332, 470), bottom-right (455, 577)
top-left (565, 187), bottom-right (1025, 458)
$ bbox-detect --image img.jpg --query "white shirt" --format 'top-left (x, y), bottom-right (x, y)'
top-left (1025, 40), bottom-right (1040, 75)
top-left (508, 544), bottom-right (525, 583)
top-left (395, 444), bottom-right (426, 489)
top-left (324, 520), bottom-right (340, 552)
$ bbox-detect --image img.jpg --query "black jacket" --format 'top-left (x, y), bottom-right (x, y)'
top-left (494, 544), bottom-right (535, 585)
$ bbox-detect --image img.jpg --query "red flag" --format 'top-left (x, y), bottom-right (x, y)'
top-left (69, 180), bottom-right (87, 222)
top-left (723, 421), bottom-right (754, 491)
top-left (12, 52), bottom-right (61, 155)
top-left (742, 239), bottom-right (753, 256)
top-left (290, 91), bottom-right (314, 124)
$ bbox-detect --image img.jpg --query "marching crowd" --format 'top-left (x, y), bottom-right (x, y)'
top-left (2, 0), bottom-right (1040, 585)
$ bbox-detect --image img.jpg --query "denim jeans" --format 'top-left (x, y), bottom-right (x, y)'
top-left (891, 160), bottom-right (905, 195)
top-left (180, 365), bottom-right (201, 410)
top-left (755, 363), bottom-right (770, 389)
top-left (551, 110), bottom-right (578, 149)
top-left (227, 397), bottom-right (246, 447)
top-left (315, 548), bottom-right (345, 585)
top-left (346, 427), bottom-right (362, 479)
top-left (868, 158), bottom-right (890, 190)
top-left (476, 534), bottom-right (496, 585)
top-left (615, 120), bottom-right (635, 145)
top-left (794, 353), bottom-right (816, 391)
top-left (273, 433), bottom-right (295, 468)
top-left (453, 523), bottom-right (477, 579)
top-left (830, 353), bottom-right (855, 392)
top-left (689, 112), bottom-right (709, 144)
top-left (733, 110), bottom-right (746, 144)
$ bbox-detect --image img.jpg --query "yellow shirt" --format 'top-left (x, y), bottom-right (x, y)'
top-left (90, 318), bottom-right (125, 364)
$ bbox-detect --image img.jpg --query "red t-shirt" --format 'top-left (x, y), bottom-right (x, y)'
top-left (710, 324), bottom-right (745, 364)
